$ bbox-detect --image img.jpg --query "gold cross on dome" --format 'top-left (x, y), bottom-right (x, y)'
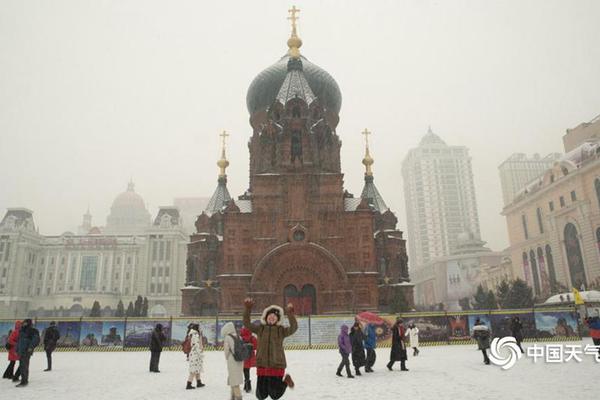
top-left (361, 128), bottom-right (371, 147)
top-left (288, 5), bottom-right (300, 32)
top-left (219, 130), bottom-right (229, 149)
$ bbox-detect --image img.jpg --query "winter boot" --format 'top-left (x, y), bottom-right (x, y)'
top-left (186, 381), bottom-right (195, 390)
top-left (400, 361), bottom-right (409, 371)
top-left (336, 371), bottom-right (343, 377)
top-left (386, 361), bottom-right (393, 371)
top-left (347, 373), bottom-right (355, 378)
top-left (197, 379), bottom-right (205, 388)
top-left (355, 368), bottom-right (362, 376)
top-left (283, 374), bottom-right (295, 389)
top-left (244, 380), bottom-right (252, 393)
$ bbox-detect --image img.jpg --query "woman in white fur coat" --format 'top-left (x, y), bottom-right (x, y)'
top-left (405, 323), bottom-right (420, 356)
top-left (222, 322), bottom-right (244, 400)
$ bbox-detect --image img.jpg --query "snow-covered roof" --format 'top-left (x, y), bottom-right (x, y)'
top-left (544, 290), bottom-right (600, 304)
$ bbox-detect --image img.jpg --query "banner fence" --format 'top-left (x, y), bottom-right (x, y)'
top-left (0, 307), bottom-right (582, 352)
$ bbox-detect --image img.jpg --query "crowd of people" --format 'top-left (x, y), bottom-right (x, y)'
top-left (3, 310), bottom-right (599, 397)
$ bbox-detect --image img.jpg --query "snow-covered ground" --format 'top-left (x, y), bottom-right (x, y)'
top-left (2, 339), bottom-right (597, 400)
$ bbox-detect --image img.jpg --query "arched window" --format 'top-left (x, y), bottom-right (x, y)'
top-left (596, 228), bottom-right (600, 254)
top-left (522, 252), bottom-right (530, 286)
top-left (529, 250), bottom-right (541, 295)
top-left (545, 245), bottom-right (557, 291)
top-left (564, 223), bottom-right (587, 289)
top-left (522, 215), bottom-right (529, 239)
top-left (536, 208), bottom-right (544, 234)
top-left (537, 247), bottom-right (548, 293)
top-left (595, 179), bottom-right (600, 209)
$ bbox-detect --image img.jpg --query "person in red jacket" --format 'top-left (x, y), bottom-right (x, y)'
top-left (3, 321), bottom-right (21, 381)
top-left (240, 327), bottom-right (258, 393)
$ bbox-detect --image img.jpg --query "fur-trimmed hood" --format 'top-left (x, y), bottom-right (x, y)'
top-left (261, 305), bottom-right (284, 326)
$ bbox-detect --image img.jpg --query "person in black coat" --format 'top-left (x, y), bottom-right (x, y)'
top-left (349, 321), bottom-right (366, 376)
top-left (15, 319), bottom-right (40, 387)
top-left (510, 316), bottom-right (524, 354)
top-left (149, 324), bottom-right (166, 373)
top-left (43, 321), bottom-right (60, 371)
top-left (387, 317), bottom-right (408, 372)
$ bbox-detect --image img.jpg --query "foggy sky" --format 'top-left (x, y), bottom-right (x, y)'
top-left (1, 0), bottom-right (600, 252)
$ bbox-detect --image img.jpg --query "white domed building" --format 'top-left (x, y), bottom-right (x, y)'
top-left (0, 182), bottom-right (188, 319)
top-left (105, 181), bottom-right (152, 234)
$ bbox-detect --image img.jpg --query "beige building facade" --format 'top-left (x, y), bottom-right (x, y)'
top-left (503, 127), bottom-right (600, 299)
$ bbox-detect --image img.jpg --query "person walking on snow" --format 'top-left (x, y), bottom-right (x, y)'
top-left (387, 317), bottom-right (408, 371)
top-left (510, 316), bottom-right (524, 354)
top-left (3, 321), bottom-right (21, 380)
top-left (241, 327), bottom-right (258, 393)
top-left (43, 321), bottom-right (60, 372)
top-left (336, 324), bottom-right (354, 378)
top-left (405, 323), bottom-right (420, 356)
top-left (349, 320), bottom-right (366, 376)
top-left (149, 323), bottom-right (166, 372)
top-left (364, 323), bottom-right (377, 372)
top-left (15, 318), bottom-right (40, 387)
top-left (185, 323), bottom-right (205, 389)
top-left (223, 322), bottom-right (245, 400)
top-left (243, 298), bottom-right (298, 400)
top-left (472, 318), bottom-right (491, 365)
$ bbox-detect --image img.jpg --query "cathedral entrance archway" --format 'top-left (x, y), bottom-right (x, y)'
top-left (284, 284), bottom-right (317, 315)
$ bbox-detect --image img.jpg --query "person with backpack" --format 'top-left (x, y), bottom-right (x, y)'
top-left (241, 327), bottom-right (257, 393)
top-left (149, 323), bottom-right (166, 373)
top-left (243, 298), bottom-right (298, 400)
top-left (3, 321), bottom-right (21, 380)
top-left (223, 322), bottom-right (245, 400)
top-left (15, 319), bottom-right (40, 387)
top-left (43, 321), bottom-right (60, 371)
top-left (185, 323), bottom-right (205, 389)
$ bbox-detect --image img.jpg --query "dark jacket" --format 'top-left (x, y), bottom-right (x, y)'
top-left (349, 323), bottom-right (366, 367)
top-left (389, 322), bottom-right (407, 361)
top-left (43, 326), bottom-right (60, 352)
top-left (16, 323), bottom-right (40, 358)
top-left (472, 324), bottom-right (491, 350)
top-left (150, 326), bottom-right (166, 352)
top-left (243, 305), bottom-right (298, 369)
top-left (510, 319), bottom-right (523, 342)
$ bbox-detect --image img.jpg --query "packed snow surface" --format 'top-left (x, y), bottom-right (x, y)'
top-left (1, 339), bottom-right (596, 400)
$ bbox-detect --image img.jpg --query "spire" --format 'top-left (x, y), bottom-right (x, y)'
top-left (127, 179), bottom-right (135, 192)
top-left (361, 128), bottom-right (374, 176)
top-left (205, 131), bottom-right (232, 216)
top-left (217, 130), bottom-right (230, 177)
top-left (287, 5), bottom-right (302, 59)
top-left (359, 128), bottom-right (388, 212)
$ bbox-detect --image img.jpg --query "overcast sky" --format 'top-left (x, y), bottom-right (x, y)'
top-left (1, 0), bottom-right (600, 251)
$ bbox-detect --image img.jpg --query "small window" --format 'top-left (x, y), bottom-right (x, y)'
top-left (46, 287), bottom-right (50, 295)
top-left (560, 196), bottom-right (565, 207)
top-left (164, 284), bottom-right (169, 293)
top-left (150, 283), bottom-right (155, 292)
top-left (571, 191), bottom-right (577, 201)
top-left (164, 267), bottom-right (169, 277)
top-left (549, 201), bottom-right (554, 212)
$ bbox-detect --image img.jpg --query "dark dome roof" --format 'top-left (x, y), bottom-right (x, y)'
top-left (246, 54), bottom-right (342, 115)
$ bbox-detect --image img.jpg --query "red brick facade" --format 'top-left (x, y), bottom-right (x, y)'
top-left (182, 52), bottom-right (413, 316)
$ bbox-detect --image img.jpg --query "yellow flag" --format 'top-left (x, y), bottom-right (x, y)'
top-left (572, 287), bottom-right (585, 305)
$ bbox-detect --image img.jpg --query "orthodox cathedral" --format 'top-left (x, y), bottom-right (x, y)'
top-left (182, 8), bottom-right (413, 316)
